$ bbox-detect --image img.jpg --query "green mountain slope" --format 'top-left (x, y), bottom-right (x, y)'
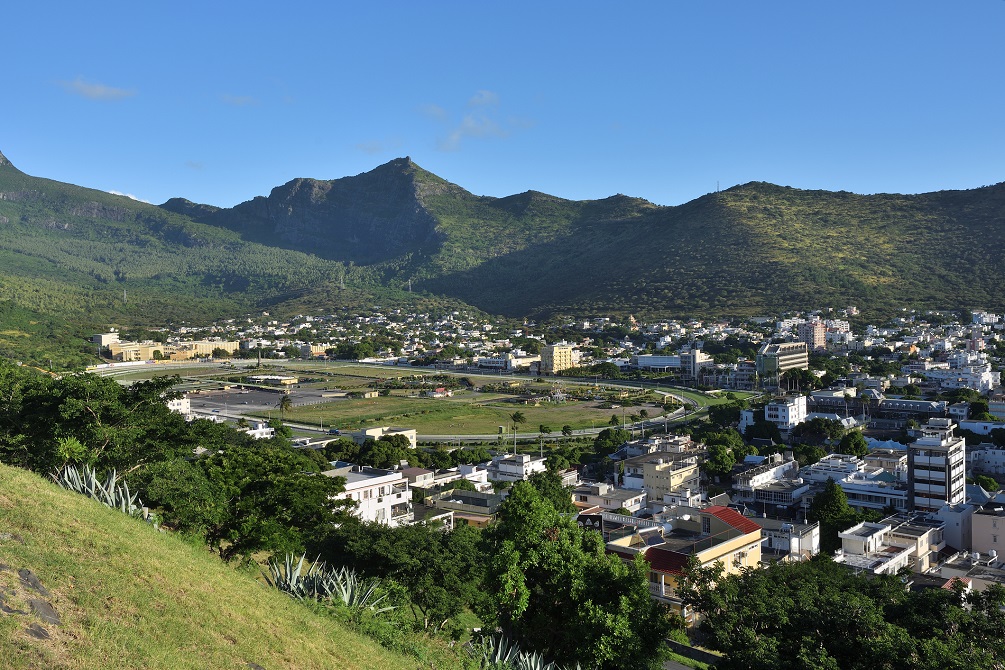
top-left (3, 147), bottom-right (1005, 330)
top-left (177, 156), bottom-right (1005, 318)
top-left (0, 463), bottom-right (425, 670)
top-left (0, 153), bottom-right (389, 325)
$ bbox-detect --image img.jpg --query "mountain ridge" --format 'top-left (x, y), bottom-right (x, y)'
top-left (2, 148), bottom-right (1005, 330)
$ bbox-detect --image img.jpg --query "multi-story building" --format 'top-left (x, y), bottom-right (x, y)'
top-left (753, 518), bottom-right (820, 561)
top-left (572, 482), bottom-right (647, 514)
top-left (540, 344), bottom-right (575, 374)
top-left (972, 503), bottom-right (1005, 558)
top-left (679, 347), bottom-right (713, 381)
top-left (970, 443), bottom-right (1005, 478)
top-left (486, 453), bottom-right (548, 482)
top-left (606, 506), bottom-right (763, 622)
top-left (621, 452), bottom-right (700, 500)
top-left (756, 341), bottom-right (809, 386)
top-left (325, 464), bottom-right (413, 527)
top-left (797, 320), bottom-right (826, 352)
top-left (908, 418), bottom-right (966, 513)
top-left (834, 514), bottom-right (945, 575)
top-left (763, 394), bottom-right (808, 431)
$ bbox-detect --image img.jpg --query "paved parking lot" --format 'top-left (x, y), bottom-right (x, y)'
top-left (188, 386), bottom-right (336, 414)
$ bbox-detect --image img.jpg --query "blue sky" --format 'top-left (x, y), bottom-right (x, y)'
top-left (3, 1), bottom-right (1003, 207)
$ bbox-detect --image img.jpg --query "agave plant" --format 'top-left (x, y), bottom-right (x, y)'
top-left (52, 464), bottom-right (143, 516)
top-left (264, 553), bottom-right (396, 617)
top-left (466, 634), bottom-right (578, 670)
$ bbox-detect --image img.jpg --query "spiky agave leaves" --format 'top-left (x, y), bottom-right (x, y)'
top-left (52, 464), bottom-right (143, 516)
top-left (264, 553), bottom-right (397, 617)
top-left (467, 634), bottom-right (580, 670)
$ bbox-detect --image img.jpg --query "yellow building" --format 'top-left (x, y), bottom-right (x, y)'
top-left (607, 506), bottom-right (762, 622)
top-left (640, 455), bottom-right (700, 501)
top-left (107, 341), bottom-right (161, 362)
top-left (540, 344), bottom-right (574, 374)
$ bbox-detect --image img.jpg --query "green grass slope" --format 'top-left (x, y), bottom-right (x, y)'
top-left (0, 464), bottom-right (422, 670)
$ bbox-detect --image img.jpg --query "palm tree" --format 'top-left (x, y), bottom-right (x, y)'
top-left (561, 424), bottom-right (574, 438)
top-left (278, 393), bottom-right (293, 422)
top-left (509, 411), bottom-right (526, 453)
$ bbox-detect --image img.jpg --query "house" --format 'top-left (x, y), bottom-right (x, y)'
top-left (324, 463), bottom-right (413, 527)
top-left (572, 482), bottom-right (646, 514)
top-left (753, 518), bottom-right (820, 561)
top-left (351, 426), bottom-right (418, 449)
top-left (621, 451), bottom-right (700, 503)
top-left (606, 505), bottom-right (763, 622)
top-left (834, 514), bottom-right (945, 575)
top-left (421, 488), bottom-right (505, 528)
top-left (486, 453), bottom-right (547, 482)
top-left (166, 396), bottom-right (191, 415)
top-left (241, 420), bottom-right (275, 440)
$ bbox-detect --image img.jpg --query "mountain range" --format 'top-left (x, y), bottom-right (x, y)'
top-left (2, 148), bottom-right (1005, 334)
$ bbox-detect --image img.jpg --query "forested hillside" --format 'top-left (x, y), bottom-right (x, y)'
top-left (3, 148), bottom-right (1005, 343)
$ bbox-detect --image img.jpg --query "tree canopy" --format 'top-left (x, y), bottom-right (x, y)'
top-left (480, 481), bottom-right (673, 669)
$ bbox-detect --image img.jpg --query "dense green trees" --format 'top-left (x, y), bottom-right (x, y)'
top-left (312, 520), bottom-right (487, 633)
top-left (681, 557), bottom-right (1005, 670)
top-left (836, 430), bottom-right (869, 458)
top-left (808, 478), bottom-right (860, 553)
top-left (0, 362), bottom-right (350, 563)
top-left (481, 481), bottom-right (673, 669)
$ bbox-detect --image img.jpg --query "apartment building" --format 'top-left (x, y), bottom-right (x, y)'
top-left (572, 482), bottom-right (646, 514)
top-left (908, 418), bottom-right (966, 513)
top-left (540, 344), bottom-right (575, 374)
top-left (325, 464), bottom-right (413, 527)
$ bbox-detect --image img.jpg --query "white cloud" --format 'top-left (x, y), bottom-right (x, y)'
top-left (438, 114), bottom-right (506, 152)
top-left (108, 190), bottom-right (151, 204)
top-left (424, 90), bottom-right (531, 152)
top-left (59, 77), bottom-right (134, 101)
top-left (468, 89), bottom-right (499, 107)
top-left (419, 103), bottom-right (447, 121)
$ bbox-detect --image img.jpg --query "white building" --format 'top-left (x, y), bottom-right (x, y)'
top-left (572, 482), bottom-right (647, 514)
top-left (764, 395), bottom-right (808, 431)
top-left (166, 396), bottom-right (191, 415)
top-left (242, 420), bottom-right (276, 440)
top-left (908, 418), bottom-right (966, 513)
top-left (486, 453), bottom-right (548, 482)
top-left (325, 464), bottom-right (413, 527)
top-left (971, 443), bottom-right (1005, 478)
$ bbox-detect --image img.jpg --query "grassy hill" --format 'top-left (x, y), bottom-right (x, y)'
top-left (0, 463), bottom-right (435, 670)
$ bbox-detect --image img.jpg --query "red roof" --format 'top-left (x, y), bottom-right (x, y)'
top-left (644, 546), bottom-right (690, 576)
top-left (942, 577), bottom-right (972, 590)
top-left (704, 506), bottom-right (762, 535)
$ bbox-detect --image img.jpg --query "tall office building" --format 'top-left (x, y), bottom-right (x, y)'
top-left (908, 418), bottom-right (966, 513)
top-left (755, 341), bottom-right (809, 386)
